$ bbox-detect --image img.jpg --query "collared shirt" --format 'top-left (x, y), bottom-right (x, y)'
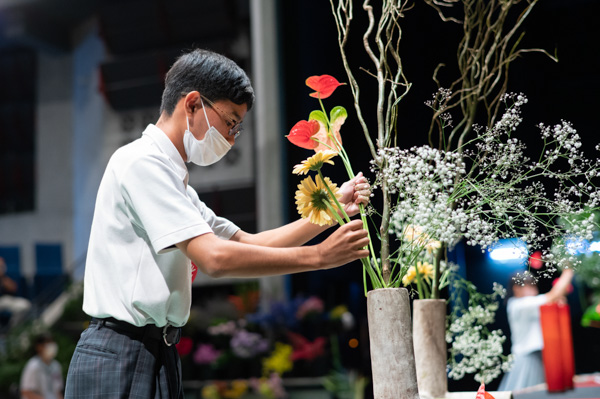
top-left (83, 124), bottom-right (239, 327)
top-left (507, 294), bottom-right (548, 356)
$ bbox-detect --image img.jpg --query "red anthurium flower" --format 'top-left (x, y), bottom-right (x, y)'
top-left (287, 120), bottom-right (320, 149)
top-left (306, 75), bottom-right (344, 99)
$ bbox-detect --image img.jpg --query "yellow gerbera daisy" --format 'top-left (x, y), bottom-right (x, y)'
top-left (402, 261), bottom-right (434, 286)
top-left (417, 261), bottom-right (434, 282)
top-left (292, 150), bottom-right (337, 175)
top-left (295, 175), bottom-right (341, 226)
top-left (402, 266), bottom-right (417, 286)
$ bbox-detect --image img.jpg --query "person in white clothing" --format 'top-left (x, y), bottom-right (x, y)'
top-left (498, 267), bottom-right (574, 391)
top-left (20, 333), bottom-right (63, 399)
top-left (0, 257), bottom-right (31, 328)
top-left (64, 48), bottom-right (371, 398)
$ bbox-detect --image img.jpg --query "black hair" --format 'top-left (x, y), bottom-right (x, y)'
top-left (160, 48), bottom-right (255, 116)
top-left (505, 271), bottom-right (537, 303)
top-left (33, 332), bottom-right (54, 346)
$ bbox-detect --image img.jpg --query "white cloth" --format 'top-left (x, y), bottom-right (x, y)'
top-left (499, 294), bottom-right (549, 391)
top-left (506, 294), bottom-right (547, 356)
top-left (20, 356), bottom-right (63, 399)
top-left (83, 124), bottom-right (239, 327)
top-left (0, 295), bottom-right (31, 326)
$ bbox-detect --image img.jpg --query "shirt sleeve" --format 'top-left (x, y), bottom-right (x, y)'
top-left (120, 154), bottom-right (214, 253)
top-left (187, 186), bottom-right (240, 239)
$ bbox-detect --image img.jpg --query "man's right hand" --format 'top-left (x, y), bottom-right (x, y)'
top-left (317, 219), bottom-right (370, 269)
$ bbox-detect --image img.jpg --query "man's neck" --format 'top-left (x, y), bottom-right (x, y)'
top-left (156, 111), bottom-right (186, 162)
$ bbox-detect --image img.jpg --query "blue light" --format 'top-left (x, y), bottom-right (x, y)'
top-left (489, 238), bottom-right (528, 262)
top-left (589, 241), bottom-right (600, 252)
top-left (565, 238), bottom-right (589, 255)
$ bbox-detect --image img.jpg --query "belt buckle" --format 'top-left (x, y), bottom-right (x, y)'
top-left (162, 324), bottom-right (181, 346)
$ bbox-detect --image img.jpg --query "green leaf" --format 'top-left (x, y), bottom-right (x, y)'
top-left (330, 106), bottom-right (347, 123)
top-left (309, 110), bottom-right (328, 125)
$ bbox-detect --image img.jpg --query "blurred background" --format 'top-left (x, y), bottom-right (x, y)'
top-left (0, 0), bottom-right (599, 398)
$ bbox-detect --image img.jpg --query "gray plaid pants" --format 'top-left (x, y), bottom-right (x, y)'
top-left (64, 321), bottom-right (183, 398)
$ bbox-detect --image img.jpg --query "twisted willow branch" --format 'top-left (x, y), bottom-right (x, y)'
top-left (330, 0), bottom-right (411, 286)
top-left (424, 0), bottom-right (558, 153)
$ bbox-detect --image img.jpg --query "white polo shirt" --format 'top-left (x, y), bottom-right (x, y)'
top-left (83, 124), bottom-right (239, 327)
top-left (506, 294), bottom-right (548, 356)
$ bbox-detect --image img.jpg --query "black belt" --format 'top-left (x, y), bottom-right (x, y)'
top-left (90, 317), bottom-right (181, 346)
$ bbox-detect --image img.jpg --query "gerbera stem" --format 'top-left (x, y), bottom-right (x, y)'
top-left (318, 170), bottom-right (351, 224)
top-left (324, 200), bottom-right (346, 226)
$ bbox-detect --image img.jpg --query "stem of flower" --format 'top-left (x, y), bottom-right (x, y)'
top-left (318, 171), bottom-right (351, 224)
top-left (323, 199), bottom-right (346, 226)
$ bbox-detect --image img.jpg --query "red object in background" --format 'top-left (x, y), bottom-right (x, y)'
top-left (530, 251), bottom-right (543, 269)
top-left (176, 336), bottom-right (194, 357)
top-left (540, 303), bottom-right (575, 392)
top-left (191, 262), bottom-right (198, 283)
top-left (476, 383), bottom-right (495, 399)
top-left (558, 304), bottom-right (575, 390)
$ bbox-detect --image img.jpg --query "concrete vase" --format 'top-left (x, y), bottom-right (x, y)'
top-left (367, 288), bottom-right (420, 399)
top-left (413, 299), bottom-right (448, 399)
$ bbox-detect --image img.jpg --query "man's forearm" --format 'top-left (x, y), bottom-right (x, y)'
top-left (232, 218), bottom-right (333, 247)
top-left (178, 220), bottom-right (369, 278)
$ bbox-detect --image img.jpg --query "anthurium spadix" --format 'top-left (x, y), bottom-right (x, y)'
top-left (310, 106), bottom-right (347, 153)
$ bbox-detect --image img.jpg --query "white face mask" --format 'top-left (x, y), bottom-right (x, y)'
top-left (183, 99), bottom-right (232, 166)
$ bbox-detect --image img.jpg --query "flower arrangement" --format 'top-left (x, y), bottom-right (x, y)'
top-left (286, 75), bottom-right (380, 292)
top-left (283, 0), bottom-right (600, 390)
top-left (287, 81), bottom-right (600, 382)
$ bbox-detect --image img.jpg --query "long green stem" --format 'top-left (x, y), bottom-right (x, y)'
top-left (318, 170), bottom-right (351, 224)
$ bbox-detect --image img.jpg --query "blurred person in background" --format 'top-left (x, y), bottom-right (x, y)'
top-left (0, 256), bottom-right (32, 328)
top-left (498, 268), bottom-right (574, 391)
top-left (64, 48), bottom-right (371, 398)
top-left (20, 333), bottom-right (63, 399)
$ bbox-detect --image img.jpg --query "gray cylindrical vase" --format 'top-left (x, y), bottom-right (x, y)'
top-left (413, 299), bottom-right (448, 399)
top-left (367, 288), bottom-right (420, 399)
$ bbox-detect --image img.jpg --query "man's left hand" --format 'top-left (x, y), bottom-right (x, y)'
top-left (339, 172), bottom-right (371, 217)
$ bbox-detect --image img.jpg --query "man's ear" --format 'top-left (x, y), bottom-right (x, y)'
top-left (184, 91), bottom-right (200, 114)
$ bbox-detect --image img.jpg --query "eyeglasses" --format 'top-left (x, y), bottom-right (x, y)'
top-left (200, 95), bottom-right (243, 139)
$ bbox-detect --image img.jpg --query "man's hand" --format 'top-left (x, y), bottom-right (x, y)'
top-left (339, 172), bottom-right (371, 217)
top-left (317, 219), bottom-right (370, 269)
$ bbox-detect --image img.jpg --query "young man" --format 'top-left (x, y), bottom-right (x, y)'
top-left (64, 49), bottom-right (370, 398)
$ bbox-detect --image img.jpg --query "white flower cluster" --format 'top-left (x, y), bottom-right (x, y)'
top-left (446, 326), bottom-right (513, 384)
top-left (375, 145), bottom-right (468, 249)
top-left (372, 93), bottom-right (600, 271)
top-left (446, 282), bottom-right (512, 384)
